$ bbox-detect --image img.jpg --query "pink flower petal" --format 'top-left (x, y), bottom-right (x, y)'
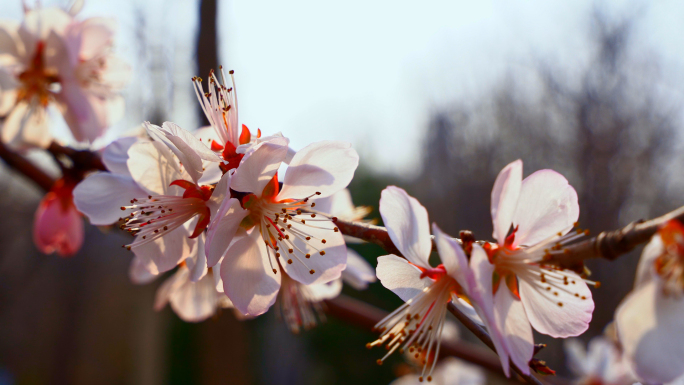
top-left (341, 249), bottom-right (376, 290)
top-left (73, 172), bottom-right (147, 225)
top-left (132, 225), bottom-right (193, 274)
top-left (616, 280), bottom-right (684, 384)
top-left (494, 285), bottom-right (534, 376)
top-left (220, 229), bottom-right (282, 316)
top-left (204, 198), bottom-right (247, 267)
top-left (491, 160), bottom-right (522, 245)
top-left (375, 255), bottom-right (431, 302)
top-left (379, 186), bottom-right (431, 268)
top-left (127, 141), bottom-right (184, 196)
top-left (277, 140), bottom-right (359, 200)
top-left (281, 218), bottom-right (347, 285)
top-left (101, 136), bottom-right (139, 175)
top-left (512, 169), bottom-right (579, 247)
top-left (519, 267), bottom-right (593, 337)
top-left (470, 244), bottom-right (512, 377)
top-left (230, 137), bottom-right (289, 195)
top-left (433, 223), bottom-right (469, 287)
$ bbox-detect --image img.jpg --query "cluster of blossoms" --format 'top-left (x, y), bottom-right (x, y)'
top-left (72, 66), bottom-right (378, 328)
top-left (368, 161), bottom-right (597, 381)
top-left (0, 3), bottom-right (129, 256)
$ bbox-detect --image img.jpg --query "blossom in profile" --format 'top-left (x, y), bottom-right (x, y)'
top-left (207, 138), bottom-right (359, 316)
top-left (0, 4), bottom-right (130, 149)
top-left (476, 159), bottom-right (596, 373)
top-left (370, 186), bottom-right (506, 381)
top-left (390, 357), bottom-right (485, 385)
top-left (616, 220), bottom-right (684, 384)
top-left (33, 177), bottom-right (83, 256)
top-left (192, 68), bottom-right (294, 172)
top-left (564, 337), bottom-right (635, 385)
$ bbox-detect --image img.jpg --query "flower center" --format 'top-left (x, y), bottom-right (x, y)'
top-left (17, 41), bottom-right (60, 107)
top-left (120, 180), bottom-right (214, 249)
top-left (654, 220), bottom-right (684, 297)
top-left (239, 174), bottom-right (338, 276)
top-left (368, 274), bottom-right (462, 382)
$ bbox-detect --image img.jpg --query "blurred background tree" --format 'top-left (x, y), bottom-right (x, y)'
top-left (0, 2), bottom-right (682, 385)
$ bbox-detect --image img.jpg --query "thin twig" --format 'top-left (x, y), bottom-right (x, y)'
top-left (0, 141), bottom-right (55, 191)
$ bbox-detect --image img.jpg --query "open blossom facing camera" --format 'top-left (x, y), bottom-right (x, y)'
top-left (475, 159), bottom-right (596, 373)
top-left (204, 138), bottom-right (358, 316)
top-left (118, 137), bottom-right (227, 273)
top-left (616, 220), bottom-right (684, 384)
top-left (0, 4), bottom-right (129, 149)
top-left (371, 186), bottom-right (507, 381)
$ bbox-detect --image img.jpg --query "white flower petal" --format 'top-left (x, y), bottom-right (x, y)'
top-left (512, 169), bottom-right (579, 247)
top-left (206, 171), bottom-right (231, 218)
top-left (127, 141), bottom-right (183, 196)
top-left (132, 225), bottom-right (193, 274)
top-left (376, 254), bottom-right (431, 302)
top-left (185, 233), bottom-right (208, 282)
top-left (169, 271), bottom-right (221, 322)
top-left (491, 160), bottom-right (522, 245)
top-left (1, 101), bottom-right (51, 150)
top-left (277, 140), bottom-right (359, 200)
top-left (304, 279), bottom-right (343, 301)
top-left (282, 219), bottom-right (347, 285)
top-left (634, 234), bottom-right (663, 288)
top-left (433, 223), bottom-right (469, 288)
top-left (494, 285), bottom-right (534, 376)
top-left (220, 229), bottom-right (282, 316)
top-left (379, 186), bottom-right (431, 268)
top-left (470, 244), bottom-right (512, 377)
top-left (73, 172), bottom-right (147, 225)
top-left (519, 267), bottom-right (593, 338)
top-left (616, 280), bottom-right (684, 384)
top-left (341, 249), bottom-right (376, 290)
top-left (128, 254), bottom-right (159, 285)
top-left (204, 198), bottom-right (247, 267)
top-left (230, 137), bottom-right (289, 194)
top-left (101, 136), bottom-right (139, 175)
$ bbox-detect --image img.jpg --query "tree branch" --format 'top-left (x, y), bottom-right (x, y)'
top-left (334, 204), bottom-right (684, 272)
top-left (0, 141), bottom-right (55, 191)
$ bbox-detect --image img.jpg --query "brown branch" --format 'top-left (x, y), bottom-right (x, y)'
top-left (334, 203), bottom-right (684, 273)
top-left (0, 140), bottom-right (55, 191)
top-left (47, 142), bottom-right (107, 173)
top-left (545, 206), bottom-right (684, 270)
